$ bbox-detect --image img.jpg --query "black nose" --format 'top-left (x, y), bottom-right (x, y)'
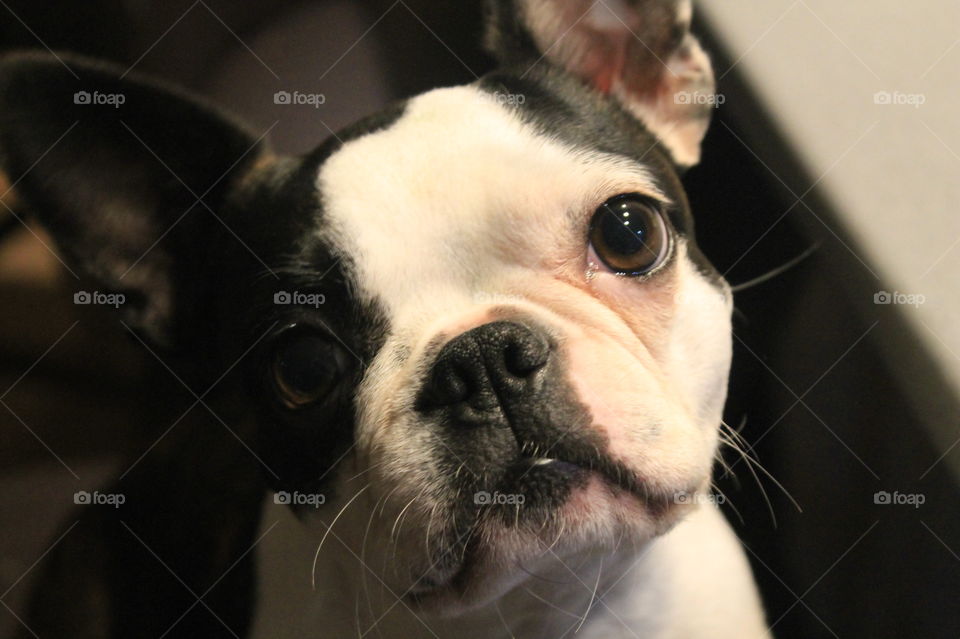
top-left (418, 321), bottom-right (551, 418)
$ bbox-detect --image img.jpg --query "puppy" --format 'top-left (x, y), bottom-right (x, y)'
top-left (0, 0), bottom-right (770, 637)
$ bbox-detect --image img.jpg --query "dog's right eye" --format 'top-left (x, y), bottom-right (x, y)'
top-left (588, 194), bottom-right (671, 276)
top-left (270, 330), bottom-right (346, 409)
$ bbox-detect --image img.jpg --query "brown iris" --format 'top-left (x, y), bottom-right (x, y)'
top-left (589, 194), bottom-right (670, 276)
top-left (271, 330), bottom-right (344, 409)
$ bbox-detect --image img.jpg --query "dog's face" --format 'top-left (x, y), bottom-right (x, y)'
top-left (0, 0), bottom-right (726, 612)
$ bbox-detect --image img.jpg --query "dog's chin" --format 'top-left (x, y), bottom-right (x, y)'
top-left (405, 470), bottom-right (702, 616)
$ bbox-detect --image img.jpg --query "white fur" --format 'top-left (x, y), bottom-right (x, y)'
top-left (249, 86), bottom-right (763, 637)
top-left (251, 499), bottom-right (769, 638)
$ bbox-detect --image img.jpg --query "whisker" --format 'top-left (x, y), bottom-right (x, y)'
top-left (311, 483), bottom-right (371, 590)
top-left (575, 557), bottom-right (603, 633)
top-left (544, 519), bottom-right (566, 555)
top-left (360, 491), bottom-right (390, 638)
top-left (355, 589), bottom-right (363, 639)
top-left (714, 445), bottom-right (736, 480)
top-left (717, 421), bottom-right (803, 523)
top-left (723, 422), bottom-right (801, 513)
top-left (515, 558), bottom-right (572, 586)
top-left (710, 481), bottom-right (744, 525)
top-left (390, 487), bottom-right (426, 542)
top-left (345, 459), bottom-right (389, 484)
top-left (494, 601), bottom-right (519, 639)
top-left (719, 426), bottom-right (777, 526)
top-left (729, 243), bottom-right (820, 293)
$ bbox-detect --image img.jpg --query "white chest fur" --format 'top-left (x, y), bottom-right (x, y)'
top-left (250, 499), bottom-right (770, 639)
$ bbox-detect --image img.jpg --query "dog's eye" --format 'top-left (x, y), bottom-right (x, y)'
top-left (588, 194), bottom-right (670, 276)
top-left (271, 331), bottom-right (345, 409)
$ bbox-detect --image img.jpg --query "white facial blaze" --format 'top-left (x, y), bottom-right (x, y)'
top-left (318, 86), bottom-right (662, 323)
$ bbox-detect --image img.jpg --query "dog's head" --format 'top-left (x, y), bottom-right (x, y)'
top-left (0, 0), bottom-right (728, 612)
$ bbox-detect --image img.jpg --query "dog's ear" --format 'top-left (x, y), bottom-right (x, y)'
top-left (0, 52), bottom-right (268, 348)
top-left (485, 0), bottom-right (715, 167)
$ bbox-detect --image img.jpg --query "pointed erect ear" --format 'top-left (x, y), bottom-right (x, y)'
top-left (485, 0), bottom-right (716, 167)
top-left (0, 52), bottom-right (269, 348)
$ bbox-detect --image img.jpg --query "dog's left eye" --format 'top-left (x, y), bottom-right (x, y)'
top-left (588, 194), bottom-right (670, 276)
top-left (271, 330), bottom-right (346, 409)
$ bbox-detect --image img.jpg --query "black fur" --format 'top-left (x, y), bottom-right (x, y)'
top-left (0, 52), bottom-right (402, 639)
top-left (0, 51), bottom-right (266, 353)
top-left (214, 107), bottom-right (407, 497)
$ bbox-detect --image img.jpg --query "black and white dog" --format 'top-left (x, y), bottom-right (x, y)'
top-left (1, 0), bottom-right (770, 637)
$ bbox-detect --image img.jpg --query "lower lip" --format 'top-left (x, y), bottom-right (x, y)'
top-left (526, 458), bottom-right (670, 509)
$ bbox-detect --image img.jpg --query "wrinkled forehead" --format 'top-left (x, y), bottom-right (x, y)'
top-left (316, 84), bottom-right (675, 324)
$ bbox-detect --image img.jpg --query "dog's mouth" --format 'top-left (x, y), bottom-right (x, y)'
top-left (403, 448), bottom-right (690, 608)
top-left (507, 441), bottom-right (679, 512)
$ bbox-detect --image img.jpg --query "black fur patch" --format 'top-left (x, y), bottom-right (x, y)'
top-left (217, 104), bottom-right (407, 497)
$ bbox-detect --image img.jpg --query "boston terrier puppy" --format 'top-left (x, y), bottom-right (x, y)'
top-left (0, 0), bottom-right (770, 637)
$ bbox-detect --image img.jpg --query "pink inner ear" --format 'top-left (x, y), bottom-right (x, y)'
top-left (587, 36), bottom-right (663, 102)
top-left (577, 28), bottom-right (635, 97)
top-left (591, 50), bottom-right (621, 95)
top-left (574, 2), bottom-right (640, 95)
top-left (521, 0), bottom-right (714, 166)
top-left (531, 0), bottom-right (678, 100)
top-left (593, 73), bottom-right (611, 94)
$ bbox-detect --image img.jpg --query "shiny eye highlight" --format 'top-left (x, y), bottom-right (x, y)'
top-left (588, 194), bottom-right (671, 276)
top-left (271, 329), bottom-right (346, 409)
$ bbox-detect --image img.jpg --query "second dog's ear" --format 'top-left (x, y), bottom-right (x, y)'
top-left (485, 0), bottom-right (715, 167)
top-left (0, 52), bottom-right (268, 349)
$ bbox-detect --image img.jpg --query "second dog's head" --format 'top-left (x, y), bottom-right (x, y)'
top-left (0, 0), bottom-right (728, 612)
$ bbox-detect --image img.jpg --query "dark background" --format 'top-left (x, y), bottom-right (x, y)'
top-left (0, 1), bottom-right (957, 637)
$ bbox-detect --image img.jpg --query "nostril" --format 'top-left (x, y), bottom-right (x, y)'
top-left (425, 361), bottom-right (472, 407)
top-left (503, 337), bottom-right (549, 377)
